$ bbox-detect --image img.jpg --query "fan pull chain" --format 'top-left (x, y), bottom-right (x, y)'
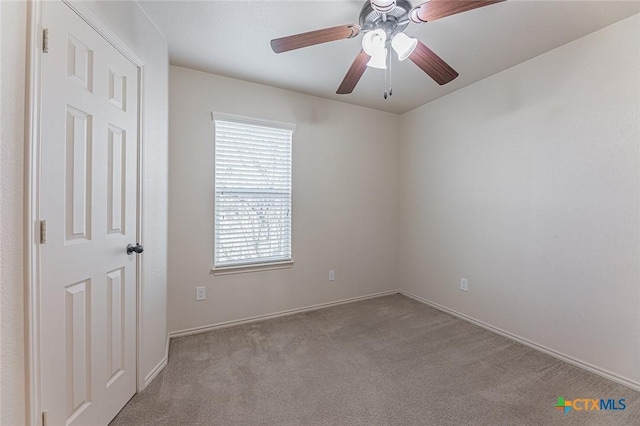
top-left (384, 48), bottom-right (392, 100)
top-left (388, 48), bottom-right (393, 97)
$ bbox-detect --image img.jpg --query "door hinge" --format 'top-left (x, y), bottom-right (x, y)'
top-left (43, 28), bottom-right (49, 53)
top-left (42, 411), bottom-right (48, 426)
top-left (40, 220), bottom-right (47, 244)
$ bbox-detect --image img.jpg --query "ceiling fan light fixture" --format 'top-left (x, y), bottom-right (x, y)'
top-left (391, 32), bottom-right (417, 61)
top-left (272, 0), bottom-right (507, 95)
top-left (362, 29), bottom-right (387, 69)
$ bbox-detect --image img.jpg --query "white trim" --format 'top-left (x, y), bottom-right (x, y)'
top-left (143, 337), bottom-right (169, 389)
top-left (134, 50), bottom-right (147, 394)
top-left (25, 2), bottom-right (148, 424)
top-left (25, 1), bottom-right (44, 425)
top-left (169, 290), bottom-right (401, 338)
top-left (211, 111), bottom-right (296, 133)
top-left (211, 259), bottom-right (294, 275)
top-left (399, 290), bottom-right (640, 392)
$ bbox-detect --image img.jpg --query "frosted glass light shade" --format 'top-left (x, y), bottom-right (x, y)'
top-left (367, 49), bottom-right (388, 69)
top-left (362, 29), bottom-right (386, 56)
top-left (362, 29), bottom-right (388, 70)
top-left (391, 33), bottom-right (417, 61)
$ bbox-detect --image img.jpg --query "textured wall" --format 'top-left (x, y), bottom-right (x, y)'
top-left (0, 2), bottom-right (27, 424)
top-left (398, 15), bottom-right (640, 386)
top-left (168, 66), bottom-right (399, 334)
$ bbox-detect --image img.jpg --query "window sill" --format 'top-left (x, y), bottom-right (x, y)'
top-left (211, 260), bottom-right (294, 276)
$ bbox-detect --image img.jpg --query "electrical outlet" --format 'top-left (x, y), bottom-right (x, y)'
top-left (329, 270), bottom-right (335, 281)
top-left (460, 278), bottom-right (468, 292)
top-left (196, 286), bottom-right (206, 301)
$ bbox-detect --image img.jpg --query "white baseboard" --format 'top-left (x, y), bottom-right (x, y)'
top-left (399, 289), bottom-right (640, 392)
top-left (169, 289), bottom-right (401, 338)
top-left (143, 337), bottom-right (170, 389)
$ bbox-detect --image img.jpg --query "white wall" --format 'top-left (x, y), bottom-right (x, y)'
top-left (0, 2), bottom-right (168, 424)
top-left (168, 66), bottom-right (398, 334)
top-left (0, 2), bottom-right (28, 424)
top-left (398, 14), bottom-right (640, 386)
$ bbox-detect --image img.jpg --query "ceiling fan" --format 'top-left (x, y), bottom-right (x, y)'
top-left (271, 0), bottom-right (505, 97)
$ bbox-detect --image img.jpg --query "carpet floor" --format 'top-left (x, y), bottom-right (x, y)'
top-left (111, 294), bottom-right (640, 425)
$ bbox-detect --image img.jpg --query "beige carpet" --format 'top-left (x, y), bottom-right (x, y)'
top-left (111, 294), bottom-right (640, 425)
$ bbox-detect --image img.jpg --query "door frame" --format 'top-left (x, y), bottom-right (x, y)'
top-left (25, 1), bottom-right (147, 425)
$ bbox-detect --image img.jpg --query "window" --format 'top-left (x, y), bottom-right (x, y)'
top-left (213, 114), bottom-right (294, 269)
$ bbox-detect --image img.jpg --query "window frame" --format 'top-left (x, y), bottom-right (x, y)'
top-left (211, 112), bottom-right (295, 275)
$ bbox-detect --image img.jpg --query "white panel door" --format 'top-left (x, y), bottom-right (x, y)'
top-left (40, 2), bottom-right (139, 425)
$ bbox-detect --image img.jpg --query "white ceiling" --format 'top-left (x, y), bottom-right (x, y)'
top-left (138, 0), bottom-right (640, 114)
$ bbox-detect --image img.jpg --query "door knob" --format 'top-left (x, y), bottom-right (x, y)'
top-left (126, 243), bottom-right (144, 255)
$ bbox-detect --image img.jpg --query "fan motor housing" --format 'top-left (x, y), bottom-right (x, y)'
top-left (359, 0), bottom-right (412, 35)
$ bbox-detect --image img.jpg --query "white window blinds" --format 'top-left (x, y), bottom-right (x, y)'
top-left (214, 117), bottom-right (293, 267)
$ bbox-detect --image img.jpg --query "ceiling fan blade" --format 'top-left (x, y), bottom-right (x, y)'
top-left (409, 41), bottom-right (458, 85)
top-left (271, 25), bottom-right (360, 53)
top-left (411, 0), bottom-right (505, 23)
top-left (336, 50), bottom-right (370, 95)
